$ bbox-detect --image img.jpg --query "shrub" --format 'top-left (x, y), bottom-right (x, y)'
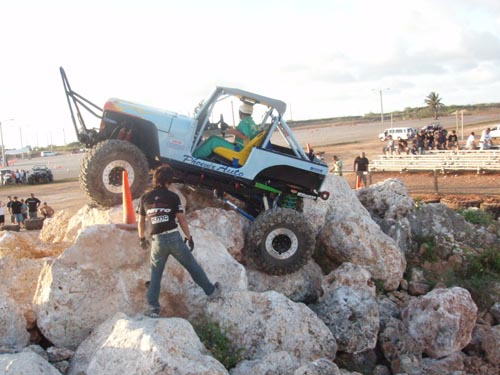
top-left (192, 318), bottom-right (245, 369)
top-left (458, 209), bottom-right (493, 226)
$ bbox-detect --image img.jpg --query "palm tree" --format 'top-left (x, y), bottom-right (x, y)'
top-left (425, 92), bottom-right (444, 119)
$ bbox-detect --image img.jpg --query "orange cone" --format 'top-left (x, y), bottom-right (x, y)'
top-left (122, 170), bottom-right (136, 224)
top-left (355, 175), bottom-right (361, 189)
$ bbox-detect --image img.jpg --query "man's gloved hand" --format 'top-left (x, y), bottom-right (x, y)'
top-left (184, 236), bottom-right (194, 252)
top-left (140, 237), bottom-right (150, 250)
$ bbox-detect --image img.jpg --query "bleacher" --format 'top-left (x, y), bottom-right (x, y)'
top-left (370, 149), bottom-right (500, 173)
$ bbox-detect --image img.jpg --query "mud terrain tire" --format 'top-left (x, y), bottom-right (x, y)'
top-left (80, 140), bottom-right (149, 207)
top-left (246, 208), bottom-right (315, 275)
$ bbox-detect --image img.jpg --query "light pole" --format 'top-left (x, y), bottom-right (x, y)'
top-left (373, 88), bottom-right (390, 126)
top-left (0, 118), bottom-right (15, 167)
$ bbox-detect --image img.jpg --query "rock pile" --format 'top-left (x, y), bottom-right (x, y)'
top-left (1, 175), bottom-right (499, 375)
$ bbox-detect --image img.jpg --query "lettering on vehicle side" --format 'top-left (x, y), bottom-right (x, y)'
top-left (310, 167), bottom-right (324, 173)
top-left (183, 155), bottom-right (244, 177)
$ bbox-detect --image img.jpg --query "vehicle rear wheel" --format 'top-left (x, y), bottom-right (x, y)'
top-left (245, 208), bottom-right (315, 275)
top-left (80, 140), bottom-right (149, 207)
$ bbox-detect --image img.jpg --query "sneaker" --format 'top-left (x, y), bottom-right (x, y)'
top-left (144, 308), bottom-right (160, 318)
top-left (207, 282), bottom-right (222, 301)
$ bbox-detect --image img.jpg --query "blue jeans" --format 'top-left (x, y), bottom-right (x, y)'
top-left (147, 231), bottom-right (215, 310)
top-left (29, 211), bottom-right (37, 219)
top-left (14, 213), bottom-right (24, 224)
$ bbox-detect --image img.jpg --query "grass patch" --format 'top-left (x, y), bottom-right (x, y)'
top-left (192, 318), bottom-right (245, 369)
top-left (458, 209), bottom-right (494, 226)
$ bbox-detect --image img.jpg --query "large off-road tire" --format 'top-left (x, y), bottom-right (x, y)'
top-left (80, 140), bottom-right (149, 207)
top-left (245, 208), bottom-right (315, 275)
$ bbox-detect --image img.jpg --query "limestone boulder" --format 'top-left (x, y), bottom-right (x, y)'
top-left (0, 256), bottom-right (46, 322)
top-left (321, 262), bottom-right (375, 297)
top-left (38, 210), bottom-right (73, 243)
top-left (230, 351), bottom-right (300, 375)
top-left (313, 285), bottom-right (379, 354)
top-left (402, 287), bottom-right (477, 358)
top-left (356, 178), bottom-right (414, 220)
top-left (293, 358), bottom-right (341, 375)
top-left (186, 207), bottom-right (249, 261)
top-left (205, 290), bottom-right (337, 365)
top-left (317, 176), bottom-right (405, 291)
top-left (0, 351), bottom-right (61, 375)
top-left (247, 260), bottom-right (323, 303)
top-left (482, 325), bottom-right (500, 365)
top-left (68, 312), bottom-right (228, 375)
top-left (0, 231), bottom-right (63, 258)
top-left (378, 318), bottom-right (422, 374)
top-left (421, 351), bottom-right (466, 375)
top-left (33, 224), bottom-right (246, 349)
top-left (377, 295), bottom-right (401, 331)
top-left (0, 291), bottom-right (30, 350)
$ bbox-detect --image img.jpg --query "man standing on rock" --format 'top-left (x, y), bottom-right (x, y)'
top-left (25, 193), bottom-right (41, 219)
top-left (137, 165), bottom-right (221, 318)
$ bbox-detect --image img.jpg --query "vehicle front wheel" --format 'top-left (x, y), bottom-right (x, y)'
top-left (245, 208), bottom-right (315, 275)
top-left (80, 140), bottom-right (149, 207)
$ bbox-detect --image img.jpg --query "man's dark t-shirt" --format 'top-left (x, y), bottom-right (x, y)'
top-left (25, 197), bottom-right (41, 212)
top-left (138, 187), bottom-right (184, 235)
top-left (10, 201), bottom-right (22, 214)
top-left (354, 156), bottom-right (369, 172)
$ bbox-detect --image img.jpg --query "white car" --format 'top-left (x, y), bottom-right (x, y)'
top-left (378, 127), bottom-right (416, 141)
top-left (489, 125), bottom-right (500, 138)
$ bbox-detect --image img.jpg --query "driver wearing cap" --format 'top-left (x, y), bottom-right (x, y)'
top-left (193, 102), bottom-right (260, 159)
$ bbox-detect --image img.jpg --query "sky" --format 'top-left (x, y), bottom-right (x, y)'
top-left (1, 0), bottom-right (500, 149)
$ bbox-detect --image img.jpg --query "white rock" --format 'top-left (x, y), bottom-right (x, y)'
top-left (402, 287), bottom-right (477, 358)
top-left (0, 291), bottom-right (29, 350)
top-left (0, 256), bottom-right (46, 323)
top-left (317, 176), bottom-right (406, 291)
top-left (321, 262), bottom-right (375, 297)
top-left (230, 351), bottom-right (300, 375)
top-left (187, 207), bottom-right (249, 261)
top-left (33, 224), bottom-right (246, 350)
top-left (314, 286), bottom-right (379, 354)
top-left (247, 260), bottom-right (323, 303)
top-left (205, 290), bottom-right (337, 365)
top-left (0, 351), bottom-right (61, 375)
top-left (68, 312), bottom-right (228, 375)
top-left (39, 210), bottom-right (73, 244)
top-left (293, 358), bottom-right (341, 375)
top-left (482, 325), bottom-right (500, 365)
top-left (0, 231), bottom-right (62, 258)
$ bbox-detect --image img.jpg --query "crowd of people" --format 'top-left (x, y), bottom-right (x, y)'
top-left (0, 194), bottom-right (54, 229)
top-left (0, 169), bottom-right (30, 185)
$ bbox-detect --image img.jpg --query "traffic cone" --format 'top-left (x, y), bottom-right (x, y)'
top-left (355, 175), bottom-right (361, 189)
top-left (122, 170), bottom-right (136, 224)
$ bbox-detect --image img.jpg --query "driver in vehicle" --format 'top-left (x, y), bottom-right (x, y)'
top-left (193, 103), bottom-right (260, 159)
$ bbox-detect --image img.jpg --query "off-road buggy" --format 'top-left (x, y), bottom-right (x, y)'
top-left (60, 67), bottom-right (330, 275)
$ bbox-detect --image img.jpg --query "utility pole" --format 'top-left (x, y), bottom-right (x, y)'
top-left (373, 88), bottom-right (390, 126)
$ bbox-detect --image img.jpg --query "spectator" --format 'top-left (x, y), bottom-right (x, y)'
top-left (0, 201), bottom-right (4, 226)
top-left (416, 131), bottom-right (426, 154)
top-left (329, 155), bottom-right (343, 176)
top-left (465, 132), bottom-right (476, 150)
top-left (6, 196), bottom-right (14, 224)
top-left (25, 193), bottom-right (41, 219)
top-left (447, 130), bottom-right (458, 150)
top-left (10, 196), bottom-right (24, 228)
top-left (426, 131), bottom-right (435, 150)
top-left (383, 135), bottom-right (395, 155)
top-left (20, 199), bottom-right (28, 221)
top-left (397, 137), bottom-right (409, 155)
top-left (479, 128), bottom-right (492, 150)
top-left (436, 131), bottom-right (447, 150)
top-left (40, 202), bottom-right (55, 219)
top-left (353, 152), bottom-right (370, 188)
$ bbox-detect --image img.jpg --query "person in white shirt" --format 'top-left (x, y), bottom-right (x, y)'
top-left (465, 132), bottom-right (476, 150)
top-left (479, 128), bottom-right (492, 150)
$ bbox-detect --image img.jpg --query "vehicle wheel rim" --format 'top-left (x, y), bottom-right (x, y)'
top-left (264, 228), bottom-right (299, 260)
top-left (102, 160), bottom-right (134, 193)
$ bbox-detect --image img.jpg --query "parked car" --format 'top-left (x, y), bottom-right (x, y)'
top-left (378, 127), bottom-right (416, 141)
top-left (27, 165), bottom-right (54, 184)
top-left (489, 124), bottom-right (500, 139)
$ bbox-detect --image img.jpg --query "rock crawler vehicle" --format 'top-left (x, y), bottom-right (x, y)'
top-left (60, 67), bottom-right (330, 275)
